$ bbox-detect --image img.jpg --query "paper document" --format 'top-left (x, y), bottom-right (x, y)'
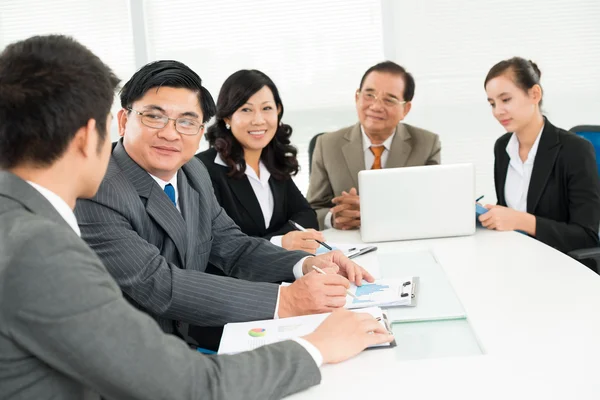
top-left (218, 307), bottom-right (394, 355)
top-left (345, 278), bottom-right (417, 309)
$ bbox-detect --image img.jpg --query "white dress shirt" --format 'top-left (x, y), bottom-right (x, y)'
top-left (504, 124), bottom-right (544, 213)
top-left (149, 173), bottom-right (180, 212)
top-left (213, 154), bottom-right (291, 247)
top-left (324, 126), bottom-right (396, 229)
top-left (27, 181), bottom-right (81, 237)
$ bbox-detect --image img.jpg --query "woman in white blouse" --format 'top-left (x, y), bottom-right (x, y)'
top-left (480, 57), bottom-right (600, 255)
top-left (197, 69), bottom-right (323, 257)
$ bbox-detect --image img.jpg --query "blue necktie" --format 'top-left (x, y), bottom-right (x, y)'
top-left (164, 184), bottom-right (177, 208)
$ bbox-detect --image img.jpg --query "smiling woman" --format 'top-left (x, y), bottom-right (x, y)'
top-left (196, 70), bottom-right (322, 264)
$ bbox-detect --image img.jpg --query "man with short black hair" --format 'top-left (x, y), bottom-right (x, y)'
top-left (0, 35), bottom-right (393, 400)
top-left (75, 59), bottom-right (376, 350)
top-left (307, 61), bottom-right (442, 230)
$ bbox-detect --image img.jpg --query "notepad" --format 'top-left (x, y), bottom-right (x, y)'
top-left (218, 307), bottom-right (395, 355)
top-left (345, 277), bottom-right (418, 309)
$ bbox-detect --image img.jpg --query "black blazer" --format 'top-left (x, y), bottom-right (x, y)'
top-left (196, 148), bottom-right (319, 240)
top-left (494, 118), bottom-right (600, 254)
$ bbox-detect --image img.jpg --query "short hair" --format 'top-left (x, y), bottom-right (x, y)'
top-left (0, 35), bottom-right (120, 169)
top-left (120, 60), bottom-right (216, 123)
top-left (205, 69), bottom-right (299, 180)
top-left (484, 57), bottom-right (543, 106)
top-left (358, 61), bottom-right (416, 102)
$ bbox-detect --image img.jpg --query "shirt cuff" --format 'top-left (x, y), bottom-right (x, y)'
top-left (292, 337), bottom-right (324, 367)
top-left (270, 235), bottom-right (283, 247)
top-left (292, 256), bottom-right (311, 279)
top-left (324, 210), bottom-right (334, 229)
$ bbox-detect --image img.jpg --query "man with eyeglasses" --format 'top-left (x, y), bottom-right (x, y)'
top-left (307, 61), bottom-right (442, 230)
top-left (0, 36), bottom-right (394, 400)
top-left (75, 60), bottom-right (375, 351)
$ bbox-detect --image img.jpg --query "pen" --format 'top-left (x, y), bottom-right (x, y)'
top-left (288, 220), bottom-right (333, 250)
top-left (311, 265), bottom-right (359, 299)
top-left (475, 195), bottom-right (484, 202)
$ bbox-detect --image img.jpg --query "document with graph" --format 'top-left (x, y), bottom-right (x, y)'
top-left (345, 277), bottom-right (419, 309)
top-left (218, 307), bottom-right (395, 355)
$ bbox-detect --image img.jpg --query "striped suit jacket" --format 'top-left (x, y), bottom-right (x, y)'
top-left (75, 141), bottom-right (307, 341)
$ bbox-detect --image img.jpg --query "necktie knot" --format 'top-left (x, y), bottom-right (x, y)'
top-left (369, 145), bottom-right (385, 169)
top-left (164, 184), bottom-right (177, 207)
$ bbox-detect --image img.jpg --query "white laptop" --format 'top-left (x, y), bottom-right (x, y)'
top-left (359, 164), bottom-right (476, 243)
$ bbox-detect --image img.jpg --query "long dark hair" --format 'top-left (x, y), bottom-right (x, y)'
top-left (205, 69), bottom-right (299, 180)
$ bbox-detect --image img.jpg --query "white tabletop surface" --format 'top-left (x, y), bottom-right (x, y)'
top-left (288, 228), bottom-right (600, 399)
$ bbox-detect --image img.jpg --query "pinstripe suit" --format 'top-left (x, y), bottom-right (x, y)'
top-left (1, 171), bottom-right (320, 400)
top-left (75, 141), bottom-right (308, 343)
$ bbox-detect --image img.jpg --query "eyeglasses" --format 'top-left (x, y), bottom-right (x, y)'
top-left (357, 90), bottom-right (407, 108)
top-left (127, 108), bottom-right (205, 136)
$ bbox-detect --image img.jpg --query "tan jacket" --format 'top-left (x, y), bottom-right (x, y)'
top-left (307, 122), bottom-right (441, 229)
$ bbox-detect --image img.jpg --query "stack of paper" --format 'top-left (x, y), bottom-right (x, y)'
top-left (218, 307), bottom-right (393, 355)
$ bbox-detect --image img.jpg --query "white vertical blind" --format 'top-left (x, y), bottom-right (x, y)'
top-left (385, 0), bottom-right (600, 203)
top-left (0, 0), bottom-right (137, 134)
top-left (144, 0), bottom-right (385, 193)
top-left (2, 0), bottom-right (598, 198)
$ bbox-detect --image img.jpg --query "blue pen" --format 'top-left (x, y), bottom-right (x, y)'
top-left (475, 195), bottom-right (484, 202)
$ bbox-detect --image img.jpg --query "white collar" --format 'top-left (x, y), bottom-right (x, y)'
top-left (214, 152), bottom-right (270, 186)
top-left (506, 123), bottom-right (544, 164)
top-left (26, 181), bottom-right (81, 237)
top-left (148, 172), bottom-right (178, 193)
top-left (360, 125), bottom-right (396, 152)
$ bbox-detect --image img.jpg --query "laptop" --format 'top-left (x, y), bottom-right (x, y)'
top-left (359, 164), bottom-right (476, 243)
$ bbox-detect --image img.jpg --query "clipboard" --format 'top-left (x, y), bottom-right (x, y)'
top-left (346, 276), bottom-right (420, 309)
top-left (366, 311), bottom-right (397, 350)
top-left (401, 276), bottom-right (419, 307)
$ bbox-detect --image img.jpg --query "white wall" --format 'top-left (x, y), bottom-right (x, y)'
top-left (1, 0), bottom-right (599, 200)
top-left (382, 0), bottom-right (600, 203)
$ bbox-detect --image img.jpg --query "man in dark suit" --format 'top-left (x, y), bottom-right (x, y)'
top-left (307, 61), bottom-right (441, 230)
top-left (75, 60), bottom-right (374, 349)
top-left (0, 35), bottom-right (393, 400)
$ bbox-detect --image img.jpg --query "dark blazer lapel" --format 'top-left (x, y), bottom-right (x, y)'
top-left (227, 173), bottom-right (266, 231)
top-left (341, 123), bottom-right (366, 189)
top-left (386, 123), bottom-right (412, 168)
top-left (268, 177), bottom-right (286, 229)
top-left (527, 120), bottom-right (561, 213)
top-left (496, 139), bottom-right (510, 206)
top-left (112, 141), bottom-right (188, 263)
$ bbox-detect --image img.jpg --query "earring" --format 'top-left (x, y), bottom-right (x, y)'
top-left (225, 123), bottom-right (230, 130)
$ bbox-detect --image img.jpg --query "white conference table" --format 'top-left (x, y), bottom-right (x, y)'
top-left (289, 227), bottom-right (600, 399)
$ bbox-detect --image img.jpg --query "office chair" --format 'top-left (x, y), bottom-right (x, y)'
top-left (308, 132), bottom-right (326, 174)
top-left (568, 125), bottom-right (600, 273)
top-left (570, 125), bottom-right (600, 176)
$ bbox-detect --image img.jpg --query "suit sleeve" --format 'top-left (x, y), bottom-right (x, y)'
top-left (535, 140), bottom-right (600, 253)
top-left (426, 134), bottom-right (442, 165)
top-left (494, 138), bottom-right (506, 206)
top-left (76, 182), bottom-right (302, 326)
top-left (306, 135), bottom-right (335, 230)
top-left (262, 179), bottom-right (319, 239)
top-left (4, 228), bottom-right (321, 400)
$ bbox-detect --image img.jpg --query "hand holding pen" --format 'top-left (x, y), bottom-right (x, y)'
top-left (288, 220), bottom-right (332, 251)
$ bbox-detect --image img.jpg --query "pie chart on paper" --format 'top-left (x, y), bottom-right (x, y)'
top-left (248, 328), bottom-right (266, 337)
